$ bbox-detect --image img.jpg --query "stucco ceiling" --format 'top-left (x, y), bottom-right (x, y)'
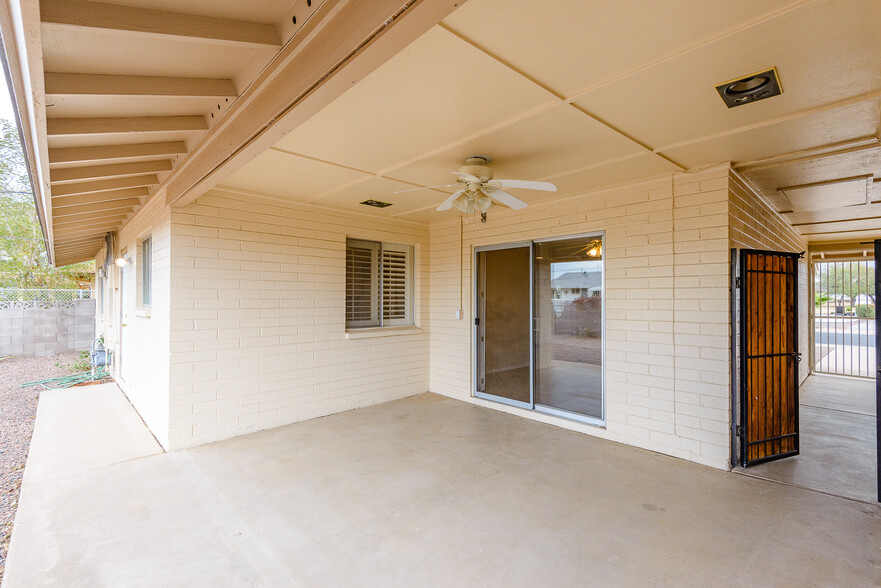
top-left (217, 0), bottom-right (881, 243)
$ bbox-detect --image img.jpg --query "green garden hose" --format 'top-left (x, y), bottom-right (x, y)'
top-left (20, 366), bottom-right (110, 390)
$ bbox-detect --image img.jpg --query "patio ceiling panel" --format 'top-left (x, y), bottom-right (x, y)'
top-left (271, 26), bottom-right (559, 173)
top-left (222, 0), bottom-right (880, 244)
top-left (572, 1), bottom-right (881, 150)
top-left (440, 0), bottom-right (796, 100)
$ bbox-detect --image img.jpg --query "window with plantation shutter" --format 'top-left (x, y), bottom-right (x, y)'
top-left (346, 238), bottom-right (413, 329)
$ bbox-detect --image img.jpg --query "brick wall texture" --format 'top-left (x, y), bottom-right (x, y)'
top-left (96, 164), bottom-right (812, 470)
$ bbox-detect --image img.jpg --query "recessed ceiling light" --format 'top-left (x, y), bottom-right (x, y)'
top-left (360, 199), bottom-right (393, 208)
top-left (715, 67), bottom-right (782, 108)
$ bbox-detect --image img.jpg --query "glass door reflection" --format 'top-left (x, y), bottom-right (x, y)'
top-left (534, 236), bottom-right (603, 420)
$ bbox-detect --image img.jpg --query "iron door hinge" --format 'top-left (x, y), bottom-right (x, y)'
top-left (735, 277), bottom-right (742, 288)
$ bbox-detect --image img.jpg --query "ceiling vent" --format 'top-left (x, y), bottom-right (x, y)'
top-left (360, 199), bottom-right (393, 208)
top-left (715, 67), bottom-right (782, 108)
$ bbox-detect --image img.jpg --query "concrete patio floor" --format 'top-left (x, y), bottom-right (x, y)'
top-left (3, 384), bottom-right (880, 587)
top-left (736, 374), bottom-right (876, 503)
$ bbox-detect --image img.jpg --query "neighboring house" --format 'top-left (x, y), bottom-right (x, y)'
top-left (551, 271), bottom-right (602, 302)
top-left (1, 0), bottom-right (879, 471)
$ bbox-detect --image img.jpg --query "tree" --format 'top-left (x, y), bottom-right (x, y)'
top-left (814, 261), bottom-right (875, 304)
top-left (0, 119), bottom-right (93, 288)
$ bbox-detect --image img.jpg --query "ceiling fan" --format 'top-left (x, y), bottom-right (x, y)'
top-left (395, 156), bottom-right (557, 214)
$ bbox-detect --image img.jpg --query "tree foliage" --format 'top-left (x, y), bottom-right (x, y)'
top-left (814, 261), bottom-right (875, 302)
top-left (0, 119), bottom-right (93, 288)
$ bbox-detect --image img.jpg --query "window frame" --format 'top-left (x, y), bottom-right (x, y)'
top-left (345, 238), bottom-right (414, 330)
top-left (141, 236), bottom-right (152, 308)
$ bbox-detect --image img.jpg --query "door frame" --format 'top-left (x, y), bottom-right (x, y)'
top-left (472, 232), bottom-right (606, 427)
top-left (118, 261), bottom-right (128, 383)
top-left (473, 241), bottom-right (534, 410)
top-left (874, 240), bottom-right (881, 502)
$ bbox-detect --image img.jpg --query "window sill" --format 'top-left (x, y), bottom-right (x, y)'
top-left (345, 325), bottom-right (422, 340)
top-left (134, 309), bottom-right (151, 318)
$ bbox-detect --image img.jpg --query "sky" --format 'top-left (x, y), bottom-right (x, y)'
top-left (0, 65), bottom-right (17, 123)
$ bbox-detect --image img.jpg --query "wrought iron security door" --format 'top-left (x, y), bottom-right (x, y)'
top-left (740, 249), bottom-right (800, 467)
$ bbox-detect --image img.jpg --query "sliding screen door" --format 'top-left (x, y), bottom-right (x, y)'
top-left (476, 245), bottom-right (532, 408)
top-left (534, 236), bottom-right (604, 421)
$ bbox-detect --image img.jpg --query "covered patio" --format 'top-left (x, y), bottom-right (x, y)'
top-left (4, 384), bottom-right (879, 586)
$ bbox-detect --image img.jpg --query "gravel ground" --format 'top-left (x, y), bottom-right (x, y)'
top-left (0, 352), bottom-right (81, 583)
top-left (553, 334), bottom-right (602, 365)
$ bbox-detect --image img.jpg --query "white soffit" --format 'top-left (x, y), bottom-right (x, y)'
top-left (779, 177), bottom-right (870, 213)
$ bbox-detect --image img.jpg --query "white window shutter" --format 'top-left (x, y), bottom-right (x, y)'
top-left (381, 243), bottom-right (412, 326)
top-left (345, 239), bottom-right (379, 327)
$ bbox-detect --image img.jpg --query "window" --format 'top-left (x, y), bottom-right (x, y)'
top-left (141, 237), bottom-right (152, 307)
top-left (345, 238), bottom-right (413, 328)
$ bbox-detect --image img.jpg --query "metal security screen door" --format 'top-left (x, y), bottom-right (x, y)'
top-left (740, 249), bottom-right (800, 467)
top-left (813, 260), bottom-right (875, 378)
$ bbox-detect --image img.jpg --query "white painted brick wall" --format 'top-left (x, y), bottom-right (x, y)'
top-left (429, 168), bottom-right (733, 469)
top-left (96, 195), bottom-right (172, 448)
top-left (166, 190), bottom-right (430, 449)
top-left (729, 170), bottom-right (809, 384)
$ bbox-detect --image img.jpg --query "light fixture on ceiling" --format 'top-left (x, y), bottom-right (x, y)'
top-left (586, 241), bottom-right (602, 257)
top-left (715, 67), bottom-right (782, 108)
top-left (360, 199), bottom-right (393, 208)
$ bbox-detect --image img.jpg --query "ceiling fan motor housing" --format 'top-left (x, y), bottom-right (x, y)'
top-left (460, 156), bottom-right (493, 182)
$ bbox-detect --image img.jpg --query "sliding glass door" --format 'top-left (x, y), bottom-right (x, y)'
top-left (475, 234), bottom-right (604, 424)
top-left (533, 236), bottom-right (604, 421)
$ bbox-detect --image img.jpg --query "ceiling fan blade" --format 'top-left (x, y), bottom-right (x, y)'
top-left (492, 179), bottom-right (557, 192)
top-left (393, 183), bottom-right (459, 194)
top-left (452, 172), bottom-right (480, 183)
top-left (437, 188), bottom-right (467, 211)
top-left (483, 186), bottom-right (527, 210)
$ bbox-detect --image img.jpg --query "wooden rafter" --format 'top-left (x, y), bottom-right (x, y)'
top-left (50, 160), bottom-right (171, 183)
top-left (45, 73), bottom-right (238, 98)
top-left (52, 175), bottom-right (158, 197)
top-left (40, 0), bottom-right (280, 47)
top-left (53, 188), bottom-right (148, 208)
top-left (52, 198), bottom-right (141, 216)
top-left (47, 116), bottom-right (207, 136)
top-left (49, 142), bottom-right (187, 165)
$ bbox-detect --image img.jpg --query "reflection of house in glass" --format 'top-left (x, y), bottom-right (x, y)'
top-left (551, 270), bottom-right (602, 319)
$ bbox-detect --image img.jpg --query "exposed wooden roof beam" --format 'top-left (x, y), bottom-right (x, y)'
top-left (45, 73), bottom-right (238, 98)
top-left (47, 116), bottom-right (207, 136)
top-left (40, 0), bottom-right (280, 47)
top-left (49, 142), bottom-right (187, 165)
top-left (54, 225), bottom-right (125, 240)
top-left (55, 235), bottom-right (104, 249)
top-left (53, 188), bottom-right (148, 208)
top-left (55, 220), bottom-right (125, 234)
top-left (55, 246), bottom-right (103, 256)
top-left (50, 160), bottom-right (172, 183)
top-left (52, 175), bottom-right (158, 197)
top-left (55, 214), bottom-right (129, 229)
top-left (53, 199), bottom-right (140, 217)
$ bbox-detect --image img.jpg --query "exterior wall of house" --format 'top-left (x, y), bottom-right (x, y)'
top-left (95, 196), bottom-right (172, 448)
top-left (165, 190), bottom-right (430, 449)
top-left (728, 170), bottom-right (810, 384)
top-left (429, 165), bottom-right (733, 469)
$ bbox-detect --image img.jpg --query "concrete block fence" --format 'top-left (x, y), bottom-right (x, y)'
top-left (0, 299), bottom-right (96, 356)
